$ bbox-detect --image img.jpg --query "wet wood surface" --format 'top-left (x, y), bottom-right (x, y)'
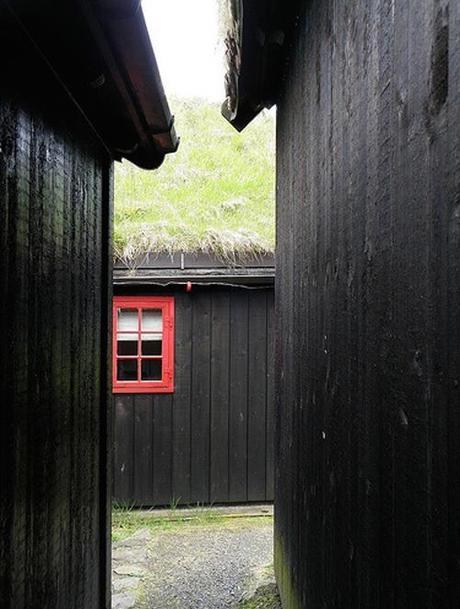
top-left (0, 6), bottom-right (112, 608)
top-left (275, 0), bottom-right (460, 607)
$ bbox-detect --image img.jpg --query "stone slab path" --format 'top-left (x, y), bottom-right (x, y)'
top-left (112, 528), bottom-right (152, 609)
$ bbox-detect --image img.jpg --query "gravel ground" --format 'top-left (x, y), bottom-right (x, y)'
top-left (138, 521), bottom-right (274, 609)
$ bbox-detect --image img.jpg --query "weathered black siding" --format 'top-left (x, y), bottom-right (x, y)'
top-left (113, 285), bottom-right (274, 506)
top-left (0, 11), bottom-right (112, 609)
top-left (275, 1), bottom-right (459, 608)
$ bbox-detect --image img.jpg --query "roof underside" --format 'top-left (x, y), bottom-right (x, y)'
top-left (114, 266), bottom-right (275, 287)
top-left (114, 251), bottom-right (275, 286)
top-left (4, 0), bottom-right (178, 168)
top-left (221, 0), bottom-right (298, 131)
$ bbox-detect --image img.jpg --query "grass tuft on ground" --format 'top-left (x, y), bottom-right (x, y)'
top-left (115, 97), bottom-right (275, 263)
top-left (112, 504), bottom-right (273, 542)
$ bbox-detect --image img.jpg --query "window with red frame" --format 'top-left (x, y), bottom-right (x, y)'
top-left (113, 296), bottom-right (174, 393)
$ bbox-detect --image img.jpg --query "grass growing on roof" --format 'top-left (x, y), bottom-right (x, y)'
top-left (114, 97), bottom-right (275, 263)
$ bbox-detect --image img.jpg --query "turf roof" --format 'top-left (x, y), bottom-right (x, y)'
top-left (114, 97), bottom-right (275, 264)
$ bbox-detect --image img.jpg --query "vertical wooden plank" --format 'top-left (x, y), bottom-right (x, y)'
top-left (152, 395), bottom-right (173, 506)
top-left (447, 1), bottom-right (460, 605)
top-left (229, 289), bottom-right (249, 502)
top-left (133, 395), bottom-right (153, 506)
top-left (358, 1), bottom-right (384, 606)
top-left (210, 290), bottom-right (230, 503)
top-left (265, 292), bottom-right (275, 501)
top-left (99, 159), bottom-right (113, 609)
top-left (190, 291), bottom-right (211, 504)
top-left (113, 396), bottom-right (134, 503)
top-left (69, 130), bottom-right (84, 608)
top-left (370, 1), bottom-right (397, 605)
top-left (339, 1), bottom-right (370, 605)
top-left (172, 292), bottom-right (192, 505)
top-left (30, 110), bottom-right (54, 607)
top-left (52, 120), bottom-right (74, 609)
top-left (247, 290), bottom-right (267, 502)
top-left (4, 97), bottom-right (30, 609)
top-left (0, 94), bottom-right (10, 602)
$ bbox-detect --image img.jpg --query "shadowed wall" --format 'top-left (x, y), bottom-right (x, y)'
top-left (0, 10), bottom-right (112, 609)
top-left (275, 1), bottom-right (459, 607)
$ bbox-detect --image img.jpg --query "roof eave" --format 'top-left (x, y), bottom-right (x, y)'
top-left (96, 0), bottom-right (179, 168)
top-left (221, 0), bottom-right (297, 131)
top-left (4, 0), bottom-right (178, 169)
top-left (113, 267), bottom-right (275, 288)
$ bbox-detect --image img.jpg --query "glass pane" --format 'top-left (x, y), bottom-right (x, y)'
top-left (117, 332), bottom-right (138, 341)
top-left (141, 359), bottom-right (162, 381)
top-left (142, 310), bottom-right (162, 357)
top-left (118, 308), bottom-right (138, 332)
top-left (117, 340), bottom-right (138, 356)
top-left (142, 309), bottom-right (162, 333)
top-left (142, 339), bottom-right (162, 356)
top-left (117, 359), bottom-right (137, 381)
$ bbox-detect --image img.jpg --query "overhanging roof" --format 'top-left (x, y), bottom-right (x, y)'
top-left (3, 0), bottom-right (178, 168)
top-left (221, 0), bottom-right (298, 131)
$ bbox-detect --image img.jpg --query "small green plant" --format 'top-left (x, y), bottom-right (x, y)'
top-left (112, 501), bottom-right (140, 541)
top-left (168, 496), bottom-right (181, 512)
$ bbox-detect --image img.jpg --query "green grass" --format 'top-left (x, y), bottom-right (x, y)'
top-left (112, 504), bottom-right (273, 542)
top-left (114, 97), bottom-right (275, 263)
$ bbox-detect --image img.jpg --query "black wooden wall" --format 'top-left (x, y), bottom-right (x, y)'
top-left (114, 285), bottom-right (274, 506)
top-left (0, 10), bottom-right (112, 609)
top-left (275, 1), bottom-right (459, 608)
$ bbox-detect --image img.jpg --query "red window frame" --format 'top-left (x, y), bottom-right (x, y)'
top-left (113, 296), bottom-right (174, 394)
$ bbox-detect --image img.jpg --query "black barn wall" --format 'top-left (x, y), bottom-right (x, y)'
top-left (113, 286), bottom-right (274, 506)
top-left (0, 10), bottom-right (112, 609)
top-left (275, 1), bottom-right (459, 608)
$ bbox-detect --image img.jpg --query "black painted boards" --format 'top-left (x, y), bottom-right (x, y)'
top-left (274, 1), bottom-right (460, 608)
top-left (0, 6), bottom-right (112, 609)
top-left (113, 285), bottom-right (274, 506)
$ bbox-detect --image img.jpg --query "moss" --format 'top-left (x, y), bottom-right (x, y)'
top-left (239, 584), bottom-right (282, 609)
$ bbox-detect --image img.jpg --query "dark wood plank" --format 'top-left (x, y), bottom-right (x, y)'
top-left (228, 289), bottom-right (249, 502)
top-left (133, 395), bottom-right (153, 506)
top-left (210, 290), bottom-right (230, 503)
top-left (99, 160), bottom-right (114, 609)
top-left (247, 291), bottom-right (267, 502)
top-left (113, 396), bottom-right (134, 504)
top-left (391, 2), bottom-right (432, 605)
top-left (447, 2), bottom-right (460, 605)
top-left (190, 291), bottom-right (211, 504)
top-left (152, 394), bottom-right (173, 506)
top-left (265, 292), bottom-right (275, 501)
top-left (172, 293), bottom-right (192, 505)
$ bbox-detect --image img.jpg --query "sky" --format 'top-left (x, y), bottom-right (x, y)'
top-left (142, 0), bottom-right (225, 101)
